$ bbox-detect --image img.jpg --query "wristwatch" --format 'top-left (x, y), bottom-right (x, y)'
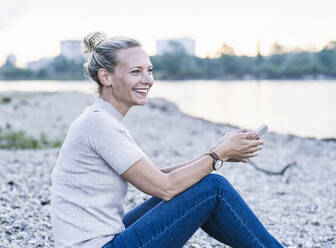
top-left (206, 152), bottom-right (224, 170)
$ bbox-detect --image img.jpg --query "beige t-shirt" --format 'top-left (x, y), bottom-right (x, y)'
top-left (51, 97), bottom-right (146, 248)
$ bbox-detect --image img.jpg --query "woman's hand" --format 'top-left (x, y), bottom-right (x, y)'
top-left (209, 129), bottom-right (247, 152)
top-left (225, 129), bottom-right (259, 163)
top-left (213, 131), bottom-right (263, 162)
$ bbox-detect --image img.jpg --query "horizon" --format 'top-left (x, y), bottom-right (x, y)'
top-left (1, 0), bottom-right (336, 67)
top-left (3, 38), bottom-right (336, 69)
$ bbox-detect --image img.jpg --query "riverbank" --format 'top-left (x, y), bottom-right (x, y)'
top-left (1, 79), bottom-right (336, 140)
top-left (0, 92), bottom-right (335, 247)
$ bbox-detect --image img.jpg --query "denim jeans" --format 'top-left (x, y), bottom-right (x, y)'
top-left (102, 174), bottom-right (283, 248)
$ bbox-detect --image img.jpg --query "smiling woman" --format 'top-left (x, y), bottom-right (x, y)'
top-left (50, 32), bottom-right (284, 248)
top-left (82, 32), bottom-right (153, 114)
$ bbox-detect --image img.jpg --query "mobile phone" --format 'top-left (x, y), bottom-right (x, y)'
top-left (254, 124), bottom-right (268, 138)
top-left (246, 124), bottom-right (268, 164)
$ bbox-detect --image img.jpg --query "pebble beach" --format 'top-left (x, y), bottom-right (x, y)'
top-left (0, 91), bottom-right (335, 248)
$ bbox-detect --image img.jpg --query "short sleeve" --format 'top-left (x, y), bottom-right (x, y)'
top-left (87, 111), bottom-right (146, 175)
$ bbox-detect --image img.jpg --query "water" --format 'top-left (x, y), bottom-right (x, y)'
top-left (0, 80), bottom-right (335, 139)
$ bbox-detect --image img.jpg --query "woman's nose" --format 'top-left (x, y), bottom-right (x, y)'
top-left (142, 73), bottom-right (154, 85)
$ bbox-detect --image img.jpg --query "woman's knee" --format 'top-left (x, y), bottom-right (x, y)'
top-left (201, 173), bottom-right (232, 192)
top-left (183, 174), bottom-right (233, 201)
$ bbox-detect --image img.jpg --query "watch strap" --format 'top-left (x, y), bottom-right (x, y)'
top-left (207, 152), bottom-right (220, 162)
top-left (206, 152), bottom-right (221, 170)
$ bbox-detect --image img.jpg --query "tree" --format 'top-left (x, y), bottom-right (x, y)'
top-left (316, 42), bottom-right (336, 75)
top-left (216, 43), bottom-right (235, 57)
top-left (270, 42), bottom-right (286, 55)
top-left (269, 43), bottom-right (287, 67)
top-left (0, 67), bottom-right (33, 80)
top-left (279, 52), bottom-right (316, 77)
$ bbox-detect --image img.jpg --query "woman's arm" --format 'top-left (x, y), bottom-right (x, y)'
top-left (122, 153), bottom-right (217, 201)
top-left (160, 129), bottom-right (254, 173)
top-left (160, 153), bottom-right (206, 173)
top-left (122, 132), bottom-right (263, 202)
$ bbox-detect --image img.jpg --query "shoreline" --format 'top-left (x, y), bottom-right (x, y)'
top-left (0, 91), bottom-right (335, 247)
top-left (1, 89), bottom-right (335, 141)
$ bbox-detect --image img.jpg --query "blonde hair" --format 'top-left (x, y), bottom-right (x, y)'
top-left (82, 32), bottom-right (141, 95)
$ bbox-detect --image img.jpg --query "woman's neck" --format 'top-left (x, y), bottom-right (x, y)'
top-left (99, 93), bottom-right (130, 117)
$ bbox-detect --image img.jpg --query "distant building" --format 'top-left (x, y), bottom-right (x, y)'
top-left (5, 54), bottom-right (17, 67)
top-left (26, 58), bottom-right (53, 72)
top-left (24, 40), bottom-right (87, 71)
top-left (156, 38), bottom-right (195, 56)
top-left (60, 40), bottom-right (84, 62)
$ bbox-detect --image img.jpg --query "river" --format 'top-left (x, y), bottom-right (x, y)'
top-left (0, 80), bottom-right (335, 139)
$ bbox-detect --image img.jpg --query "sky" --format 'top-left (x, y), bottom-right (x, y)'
top-left (1, 0), bottom-right (336, 67)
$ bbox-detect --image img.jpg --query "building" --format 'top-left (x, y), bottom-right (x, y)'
top-left (156, 38), bottom-right (195, 56)
top-left (60, 40), bottom-right (84, 62)
top-left (26, 58), bottom-right (53, 72)
top-left (4, 54), bottom-right (17, 67)
top-left (25, 40), bottom-right (86, 71)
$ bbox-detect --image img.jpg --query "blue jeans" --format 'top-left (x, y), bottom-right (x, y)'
top-left (102, 174), bottom-right (283, 248)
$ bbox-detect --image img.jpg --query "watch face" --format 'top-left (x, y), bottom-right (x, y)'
top-left (215, 160), bottom-right (223, 170)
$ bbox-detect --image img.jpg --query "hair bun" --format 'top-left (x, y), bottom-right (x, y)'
top-left (82, 32), bottom-right (107, 53)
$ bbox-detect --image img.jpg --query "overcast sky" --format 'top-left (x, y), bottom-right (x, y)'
top-left (1, 0), bottom-right (336, 66)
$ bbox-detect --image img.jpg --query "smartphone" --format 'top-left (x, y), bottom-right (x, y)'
top-left (254, 124), bottom-right (268, 138)
top-left (246, 124), bottom-right (268, 163)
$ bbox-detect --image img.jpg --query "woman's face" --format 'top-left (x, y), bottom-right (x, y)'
top-left (108, 46), bottom-right (154, 112)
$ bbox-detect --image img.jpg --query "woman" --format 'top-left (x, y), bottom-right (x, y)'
top-left (51, 32), bottom-right (284, 248)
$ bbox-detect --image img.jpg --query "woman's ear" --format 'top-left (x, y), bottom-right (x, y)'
top-left (98, 68), bottom-right (112, 87)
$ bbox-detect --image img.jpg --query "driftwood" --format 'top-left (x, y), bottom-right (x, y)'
top-left (248, 160), bottom-right (297, 176)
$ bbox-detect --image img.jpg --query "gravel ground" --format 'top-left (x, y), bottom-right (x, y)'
top-left (0, 92), bottom-right (335, 248)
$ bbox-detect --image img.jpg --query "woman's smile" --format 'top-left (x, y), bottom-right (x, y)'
top-left (133, 87), bottom-right (149, 97)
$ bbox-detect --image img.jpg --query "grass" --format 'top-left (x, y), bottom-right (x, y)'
top-left (0, 94), bottom-right (62, 149)
top-left (1, 96), bottom-right (12, 104)
top-left (0, 93), bottom-right (38, 104)
top-left (0, 128), bottom-right (62, 149)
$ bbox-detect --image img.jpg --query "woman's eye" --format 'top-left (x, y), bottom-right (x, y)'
top-left (148, 68), bottom-right (153, 73)
top-left (131, 70), bottom-right (140, 73)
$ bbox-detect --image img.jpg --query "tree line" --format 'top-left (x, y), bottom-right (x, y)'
top-left (0, 56), bottom-right (86, 80)
top-left (1, 41), bottom-right (335, 80)
top-left (151, 40), bottom-right (336, 80)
